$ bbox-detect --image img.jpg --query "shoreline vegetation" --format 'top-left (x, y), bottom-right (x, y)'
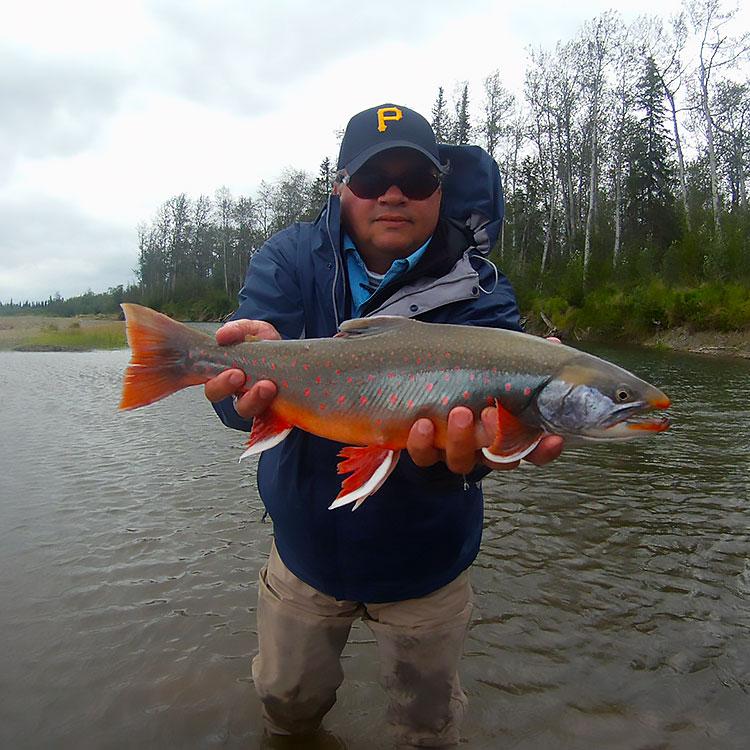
top-left (2, 307), bottom-right (748, 360)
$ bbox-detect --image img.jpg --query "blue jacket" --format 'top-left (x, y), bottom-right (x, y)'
top-left (214, 148), bottom-right (522, 602)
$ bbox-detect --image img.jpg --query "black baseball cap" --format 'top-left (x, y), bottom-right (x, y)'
top-left (337, 103), bottom-right (445, 176)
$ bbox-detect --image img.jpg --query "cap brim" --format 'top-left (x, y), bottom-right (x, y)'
top-left (343, 141), bottom-right (446, 176)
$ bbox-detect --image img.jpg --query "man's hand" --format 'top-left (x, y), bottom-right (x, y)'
top-left (406, 406), bottom-right (564, 473)
top-left (204, 319), bottom-right (281, 419)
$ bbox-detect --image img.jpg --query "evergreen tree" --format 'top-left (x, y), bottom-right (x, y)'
top-left (431, 87), bottom-right (450, 142)
top-left (624, 56), bottom-right (678, 254)
top-left (453, 84), bottom-right (471, 144)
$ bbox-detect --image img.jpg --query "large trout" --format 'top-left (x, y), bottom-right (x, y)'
top-left (120, 304), bottom-right (670, 509)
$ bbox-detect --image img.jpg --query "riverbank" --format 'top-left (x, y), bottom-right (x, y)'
top-left (0, 315), bottom-right (125, 351)
top-left (644, 326), bottom-right (750, 359)
top-left (2, 314), bottom-right (749, 360)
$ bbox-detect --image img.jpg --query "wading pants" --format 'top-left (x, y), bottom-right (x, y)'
top-left (252, 543), bottom-right (473, 748)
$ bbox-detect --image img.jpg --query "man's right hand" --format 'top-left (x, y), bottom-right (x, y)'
top-left (204, 319), bottom-right (280, 420)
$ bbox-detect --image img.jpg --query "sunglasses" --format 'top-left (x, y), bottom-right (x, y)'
top-left (338, 167), bottom-right (442, 201)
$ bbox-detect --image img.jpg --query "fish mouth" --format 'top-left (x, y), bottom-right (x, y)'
top-left (600, 397), bottom-right (671, 436)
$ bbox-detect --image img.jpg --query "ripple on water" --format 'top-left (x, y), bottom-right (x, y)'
top-left (1, 348), bottom-right (750, 749)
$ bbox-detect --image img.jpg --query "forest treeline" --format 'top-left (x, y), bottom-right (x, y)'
top-left (4, 0), bottom-right (749, 336)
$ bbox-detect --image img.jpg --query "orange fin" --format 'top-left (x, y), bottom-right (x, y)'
top-left (239, 412), bottom-right (292, 460)
top-left (482, 398), bottom-right (543, 463)
top-left (119, 303), bottom-right (213, 410)
top-left (329, 446), bottom-right (401, 511)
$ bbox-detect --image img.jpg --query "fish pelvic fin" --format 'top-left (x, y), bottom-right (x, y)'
top-left (328, 446), bottom-right (401, 511)
top-left (482, 398), bottom-right (543, 463)
top-left (119, 303), bottom-right (211, 410)
top-left (239, 412), bottom-right (293, 460)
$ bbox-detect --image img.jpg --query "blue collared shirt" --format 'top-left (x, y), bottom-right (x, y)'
top-left (343, 233), bottom-right (432, 317)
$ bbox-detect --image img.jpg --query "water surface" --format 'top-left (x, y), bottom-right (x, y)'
top-left (0, 346), bottom-right (748, 748)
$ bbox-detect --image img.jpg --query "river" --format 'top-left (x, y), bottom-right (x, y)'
top-left (0, 345), bottom-right (748, 749)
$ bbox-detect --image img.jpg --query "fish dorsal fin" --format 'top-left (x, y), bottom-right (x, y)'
top-left (336, 316), bottom-right (411, 338)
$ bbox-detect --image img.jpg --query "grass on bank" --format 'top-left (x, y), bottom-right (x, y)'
top-left (13, 320), bottom-right (126, 351)
top-left (523, 281), bottom-right (750, 339)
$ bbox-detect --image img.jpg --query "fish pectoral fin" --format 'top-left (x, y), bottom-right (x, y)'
top-left (329, 446), bottom-right (401, 511)
top-left (482, 399), bottom-right (543, 463)
top-left (239, 412), bottom-right (292, 461)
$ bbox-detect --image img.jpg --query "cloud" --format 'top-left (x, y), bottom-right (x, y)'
top-left (0, 47), bottom-right (127, 180)
top-left (0, 196), bottom-right (136, 301)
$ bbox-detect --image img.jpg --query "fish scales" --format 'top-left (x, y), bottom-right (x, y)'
top-left (183, 325), bottom-right (550, 448)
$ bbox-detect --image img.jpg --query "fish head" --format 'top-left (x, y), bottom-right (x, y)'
top-left (533, 360), bottom-right (671, 441)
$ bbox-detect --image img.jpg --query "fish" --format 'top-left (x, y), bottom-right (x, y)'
top-left (119, 304), bottom-right (670, 510)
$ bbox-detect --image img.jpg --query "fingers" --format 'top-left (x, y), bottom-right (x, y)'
top-left (215, 319), bottom-right (281, 346)
top-left (407, 419), bottom-right (441, 468)
top-left (204, 371), bottom-right (277, 420)
top-left (443, 407), bottom-right (478, 474)
top-left (233, 380), bottom-right (278, 419)
top-left (523, 435), bottom-right (564, 466)
top-left (204, 369), bottom-right (246, 403)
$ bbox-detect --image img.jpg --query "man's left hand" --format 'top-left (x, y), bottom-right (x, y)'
top-left (407, 406), bottom-right (564, 474)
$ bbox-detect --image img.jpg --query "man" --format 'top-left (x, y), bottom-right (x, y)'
top-left (205, 104), bottom-right (563, 747)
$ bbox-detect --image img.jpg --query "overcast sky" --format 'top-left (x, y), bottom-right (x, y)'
top-left (1, 0), bottom-right (737, 302)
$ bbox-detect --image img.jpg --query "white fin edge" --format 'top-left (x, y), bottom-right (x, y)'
top-left (482, 436), bottom-right (542, 464)
top-left (238, 428), bottom-right (293, 461)
top-left (328, 450), bottom-right (396, 511)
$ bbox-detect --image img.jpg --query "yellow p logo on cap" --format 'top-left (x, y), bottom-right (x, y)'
top-left (377, 106), bottom-right (403, 132)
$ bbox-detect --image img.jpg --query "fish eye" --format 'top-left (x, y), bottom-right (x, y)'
top-left (615, 387), bottom-right (631, 402)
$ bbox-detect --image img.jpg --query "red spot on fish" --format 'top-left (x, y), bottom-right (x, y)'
top-left (315, 375), bottom-right (322, 384)
top-left (319, 403), bottom-right (327, 411)
top-left (335, 369), bottom-right (341, 375)
top-left (407, 399), bottom-right (414, 409)
top-left (387, 372), bottom-right (396, 379)
top-left (505, 383), bottom-right (512, 392)
top-left (443, 373), bottom-right (450, 382)
top-left (377, 387), bottom-right (383, 397)
top-left (347, 376), bottom-right (354, 384)
top-left (360, 396), bottom-right (368, 406)
top-left (337, 395), bottom-right (346, 405)
top-left (303, 363), bottom-right (310, 371)
top-left (416, 356), bottom-right (422, 365)
top-left (375, 418), bottom-right (382, 426)
top-left (409, 373), bottom-right (415, 381)
top-left (426, 383), bottom-right (434, 393)
top-left (368, 374), bottom-right (375, 381)
top-left (469, 373), bottom-right (476, 381)
top-left (261, 357), bottom-right (266, 364)
top-left (444, 352), bottom-right (452, 359)
top-left (463, 391), bottom-right (470, 399)
top-left (524, 387), bottom-right (532, 396)
top-left (441, 396), bottom-right (449, 406)
top-left (304, 388), bottom-right (311, 397)
top-left (390, 394), bottom-right (398, 405)
top-left (271, 363), bottom-right (276, 370)
top-left (282, 380), bottom-right (288, 389)
top-left (252, 359), bottom-right (258, 366)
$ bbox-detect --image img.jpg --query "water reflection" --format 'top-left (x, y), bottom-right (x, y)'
top-left (0, 347), bottom-right (748, 749)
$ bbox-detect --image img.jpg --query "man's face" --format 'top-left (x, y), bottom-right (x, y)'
top-left (338, 148), bottom-right (441, 272)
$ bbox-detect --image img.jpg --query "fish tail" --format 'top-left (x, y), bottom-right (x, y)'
top-left (119, 303), bottom-right (212, 410)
